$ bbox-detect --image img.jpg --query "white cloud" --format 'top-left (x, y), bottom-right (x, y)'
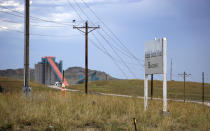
top-left (0, 26), bottom-right (8, 31)
top-left (0, 0), bottom-right (23, 32)
top-left (0, 0), bottom-right (24, 12)
top-left (31, 0), bottom-right (131, 6)
top-left (0, 0), bottom-right (20, 7)
top-left (50, 12), bottom-right (75, 22)
top-left (0, 22), bottom-right (23, 32)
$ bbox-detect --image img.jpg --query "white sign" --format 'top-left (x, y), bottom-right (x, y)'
top-left (145, 39), bottom-right (163, 75)
top-left (144, 37), bottom-right (167, 112)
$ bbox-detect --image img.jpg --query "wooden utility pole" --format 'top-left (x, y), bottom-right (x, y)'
top-left (151, 74), bottom-right (153, 100)
top-left (202, 72), bottom-right (205, 103)
top-left (106, 74), bottom-right (109, 80)
top-left (62, 70), bottom-right (66, 96)
top-left (62, 70), bottom-right (64, 83)
top-left (184, 72), bottom-right (186, 102)
top-left (170, 58), bottom-right (173, 81)
top-left (23, 0), bottom-right (31, 95)
top-left (73, 21), bottom-right (99, 94)
top-left (178, 71), bottom-right (191, 102)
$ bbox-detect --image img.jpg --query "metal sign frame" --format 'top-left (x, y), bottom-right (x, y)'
top-left (144, 37), bottom-right (167, 112)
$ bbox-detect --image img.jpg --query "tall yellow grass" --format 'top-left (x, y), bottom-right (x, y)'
top-left (0, 77), bottom-right (210, 130)
top-left (0, 91), bottom-right (210, 130)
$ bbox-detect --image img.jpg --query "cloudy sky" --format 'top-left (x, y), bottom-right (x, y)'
top-left (0, 0), bottom-right (210, 82)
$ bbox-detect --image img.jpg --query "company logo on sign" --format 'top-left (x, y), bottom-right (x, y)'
top-left (145, 39), bottom-right (163, 75)
top-left (145, 50), bottom-right (162, 58)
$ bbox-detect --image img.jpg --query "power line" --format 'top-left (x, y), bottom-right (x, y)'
top-left (91, 32), bottom-right (145, 71)
top-left (76, 0), bottom-right (144, 72)
top-left (90, 39), bottom-right (128, 78)
top-left (0, 19), bottom-right (23, 23)
top-left (90, 35), bottom-right (128, 78)
top-left (78, 30), bottom-right (129, 78)
top-left (0, 10), bottom-right (24, 18)
top-left (0, 5), bottom-right (74, 26)
top-left (0, 19), bottom-right (76, 28)
top-left (66, 0), bottom-right (129, 78)
top-left (0, 26), bottom-right (76, 38)
top-left (1, 0), bottom-right (143, 78)
top-left (0, 4), bottom-right (24, 15)
top-left (71, 0), bottom-right (137, 78)
top-left (66, 0), bottom-right (84, 21)
top-left (0, 0), bottom-right (142, 78)
top-left (97, 30), bottom-right (137, 78)
top-left (80, 0), bottom-right (144, 66)
top-left (30, 24), bottom-right (72, 28)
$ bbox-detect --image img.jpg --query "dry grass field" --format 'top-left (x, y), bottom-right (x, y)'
top-left (70, 79), bottom-right (210, 102)
top-left (0, 77), bottom-right (210, 130)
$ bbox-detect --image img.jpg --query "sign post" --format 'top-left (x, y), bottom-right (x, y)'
top-left (144, 74), bottom-right (148, 110)
top-left (144, 37), bottom-right (167, 112)
top-left (162, 38), bottom-right (167, 112)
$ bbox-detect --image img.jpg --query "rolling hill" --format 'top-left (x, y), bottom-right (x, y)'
top-left (0, 67), bottom-right (116, 83)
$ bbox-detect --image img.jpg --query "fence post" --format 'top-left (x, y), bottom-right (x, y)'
top-left (133, 118), bottom-right (137, 131)
top-left (151, 74), bottom-right (153, 100)
top-left (202, 72), bottom-right (204, 104)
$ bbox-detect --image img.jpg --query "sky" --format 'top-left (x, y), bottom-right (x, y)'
top-left (0, 0), bottom-right (210, 83)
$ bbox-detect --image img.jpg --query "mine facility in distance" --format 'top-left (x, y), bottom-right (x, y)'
top-left (35, 56), bottom-right (69, 86)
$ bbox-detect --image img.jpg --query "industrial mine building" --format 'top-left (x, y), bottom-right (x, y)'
top-left (35, 56), bottom-right (69, 86)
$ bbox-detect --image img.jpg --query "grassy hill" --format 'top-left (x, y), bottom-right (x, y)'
top-left (65, 67), bottom-right (116, 83)
top-left (0, 67), bottom-right (116, 84)
top-left (0, 77), bottom-right (210, 130)
top-left (0, 77), bottom-right (54, 93)
top-left (0, 69), bottom-right (35, 81)
top-left (70, 79), bottom-right (210, 102)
